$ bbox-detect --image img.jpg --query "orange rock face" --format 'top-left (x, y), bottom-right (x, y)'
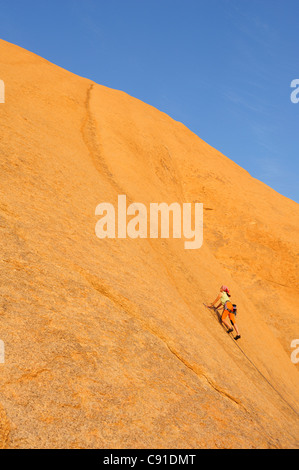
top-left (0, 39), bottom-right (298, 449)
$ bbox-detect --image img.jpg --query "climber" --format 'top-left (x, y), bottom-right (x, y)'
top-left (208, 285), bottom-right (241, 340)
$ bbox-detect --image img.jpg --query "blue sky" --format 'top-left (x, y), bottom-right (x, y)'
top-left (1, 0), bottom-right (298, 202)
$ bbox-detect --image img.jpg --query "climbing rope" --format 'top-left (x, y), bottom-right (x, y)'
top-left (203, 303), bottom-right (299, 418)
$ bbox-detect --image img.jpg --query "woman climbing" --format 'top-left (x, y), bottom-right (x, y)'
top-left (208, 285), bottom-right (241, 340)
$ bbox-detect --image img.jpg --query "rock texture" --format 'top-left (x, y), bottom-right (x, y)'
top-left (0, 39), bottom-right (298, 449)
